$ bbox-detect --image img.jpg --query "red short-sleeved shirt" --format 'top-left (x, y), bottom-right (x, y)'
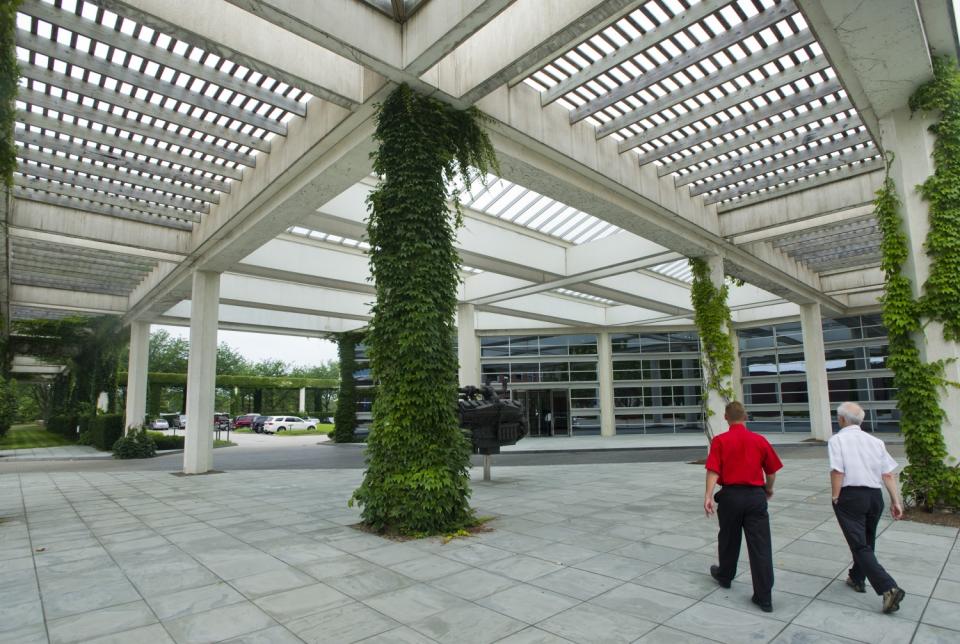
top-left (705, 423), bottom-right (783, 486)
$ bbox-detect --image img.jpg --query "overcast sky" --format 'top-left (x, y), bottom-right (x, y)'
top-left (155, 325), bottom-right (339, 366)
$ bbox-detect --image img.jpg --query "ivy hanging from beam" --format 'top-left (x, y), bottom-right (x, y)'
top-left (350, 84), bottom-right (498, 535)
top-left (688, 256), bottom-right (736, 437)
top-left (0, 0), bottom-right (19, 186)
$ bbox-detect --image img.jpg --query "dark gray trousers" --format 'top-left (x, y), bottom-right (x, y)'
top-left (833, 486), bottom-right (897, 595)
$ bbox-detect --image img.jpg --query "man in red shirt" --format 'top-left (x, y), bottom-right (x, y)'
top-left (704, 401), bottom-right (783, 612)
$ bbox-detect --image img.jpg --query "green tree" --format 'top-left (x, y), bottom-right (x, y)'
top-left (217, 342), bottom-right (251, 375)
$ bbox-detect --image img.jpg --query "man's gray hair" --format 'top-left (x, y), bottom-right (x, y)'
top-left (837, 401), bottom-right (865, 425)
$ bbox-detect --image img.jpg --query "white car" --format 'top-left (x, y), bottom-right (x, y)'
top-left (149, 418), bottom-right (170, 430)
top-left (262, 416), bottom-right (316, 432)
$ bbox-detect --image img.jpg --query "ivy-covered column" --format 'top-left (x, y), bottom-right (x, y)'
top-left (333, 331), bottom-right (359, 443)
top-left (880, 106), bottom-right (960, 463)
top-left (351, 85), bottom-right (497, 535)
top-left (690, 254), bottom-right (736, 440)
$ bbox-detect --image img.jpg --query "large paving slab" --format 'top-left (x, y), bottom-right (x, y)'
top-left (0, 453), bottom-right (956, 643)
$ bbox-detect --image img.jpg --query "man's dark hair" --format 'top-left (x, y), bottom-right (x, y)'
top-left (725, 401), bottom-right (746, 421)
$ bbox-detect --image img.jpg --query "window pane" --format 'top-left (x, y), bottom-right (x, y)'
top-left (823, 317), bottom-right (862, 343)
top-left (510, 363), bottom-right (540, 383)
top-left (540, 362), bottom-right (569, 382)
top-left (570, 362), bottom-right (597, 381)
top-left (567, 334), bottom-right (598, 355)
top-left (480, 336), bottom-right (509, 357)
top-left (611, 333), bottom-right (641, 354)
top-left (669, 331), bottom-right (699, 353)
top-left (775, 322), bottom-right (803, 347)
top-left (744, 382), bottom-right (779, 405)
top-left (739, 326), bottom-right (774, 350)
top-left (510, 336), bottom-right (539, 356)
top-left (780, 380), bottom-right (809, 403)
top-left (868, 345), bottom-right (889, 369)
top-left (640, 333), bottom-right (670, 353)
top-left (777, 352), bottom-right (806, 374)
top-left (742, 354), bottom-right (777, 377)
top-left (538, 335), bottom-right (568, 356)
top-left (825, 347), bottom-right (866, 372)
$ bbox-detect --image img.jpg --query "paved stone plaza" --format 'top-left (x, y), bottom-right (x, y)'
top-left (1, 453), bottom-right (957, 644)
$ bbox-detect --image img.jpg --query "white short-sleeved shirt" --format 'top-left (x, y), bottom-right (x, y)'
top-left (828, 425), bottom-right (899, 488)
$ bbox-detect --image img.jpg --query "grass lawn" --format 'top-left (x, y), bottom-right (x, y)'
top-left (0, 423), bottom-right (74, 450)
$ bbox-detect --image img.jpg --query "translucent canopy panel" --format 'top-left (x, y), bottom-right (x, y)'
top-left (649, 258), bottom-right (694, 283)
top-left (522, 0), bottom-right (880, 211)
top-left (460, 173), bottom-right (621, 245)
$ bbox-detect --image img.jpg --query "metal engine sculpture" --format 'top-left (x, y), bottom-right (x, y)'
top-left (457, 384), bottom-right (528, 455)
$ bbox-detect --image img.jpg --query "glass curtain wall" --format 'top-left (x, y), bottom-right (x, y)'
top-left (480, 334), bottom-right (600, 435)
top-left (738, 314), bottom-right (897, 432)
top-left (611, 331), bottom-right (703, 434)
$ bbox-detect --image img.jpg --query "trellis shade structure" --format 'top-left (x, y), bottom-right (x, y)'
top-left (117, 372), bottom-right (337, 389)
top-left (5, 0), bottom-right (956, 469)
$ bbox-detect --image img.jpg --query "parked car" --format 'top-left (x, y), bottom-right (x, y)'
top-left (159, 413), bottom-right (182, 430)
top-left (262, 416), bottom-right (316, 433)
top-left (149, 418), bottom-right (170, 430)
top-left (252, 415), bottom-right (268, 433)
top-left (214, 413), bottom-right (231, 431)
top-left (233, 414), bottom-right (258, 430)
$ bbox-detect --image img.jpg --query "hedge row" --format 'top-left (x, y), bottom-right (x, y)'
top-left (46, 414), bottom-right (124, 450)
top-left (147, 432), bottom-right (185, 450)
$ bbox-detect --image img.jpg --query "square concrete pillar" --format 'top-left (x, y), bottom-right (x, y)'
top-left (800, 303), bottom-right (833, 441)
top-left (457, 303), bottom-right (481, 387)
top-left (881, 108), bottom-right (960, 459)
top-left (299, 387), bottom-right (306, 414)
top-left (598, 331), bottom-right (615, 437)
top-left (184, 271), bottom-right (220, 474)
top-left (124, 320), bottom-right (150, 433)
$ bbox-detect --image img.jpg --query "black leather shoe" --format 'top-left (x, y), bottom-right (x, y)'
top-left (710, 565), bottom-right (731, 588)
top-left (752, 595), bottom-right (773, 613)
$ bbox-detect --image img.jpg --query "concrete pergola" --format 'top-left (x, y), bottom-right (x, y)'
top-left (5, 0), bottom-right (959, 473)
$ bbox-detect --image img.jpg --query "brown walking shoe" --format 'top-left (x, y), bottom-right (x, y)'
top-left (882, 587), bottom-right (905, 614)
top-left (845, 576), bottom-right (866, 593)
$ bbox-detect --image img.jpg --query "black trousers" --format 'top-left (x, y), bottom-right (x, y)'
top-left (715, 486), bottom-right (774, 603)
top-left (833, 486), bottom-right (897, 595)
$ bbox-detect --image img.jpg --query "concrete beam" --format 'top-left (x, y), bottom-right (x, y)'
top-left (403, 0), bottom-right (515, 75)
top-left (719, 170), bottom-right (883, 237)
top-left (799, 0), bottom-right (932, 123)
top-left (9, 200), bottom-right (191, 256)
top-left (160, 301), bottom-right (365, 336)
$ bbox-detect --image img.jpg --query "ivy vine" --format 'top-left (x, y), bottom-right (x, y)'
top-left (333, 330), bottom-right (361, 443)
top-left (0, 0), bottom-right (19, 187)
top-left (350, 84), bottom-right (498, 535)
top-left (910, 56), bottom-right (960, 342)
top-left (688, 257), bottom-right (736, 432)
top-left (874, 163), bottom-right (959, 509)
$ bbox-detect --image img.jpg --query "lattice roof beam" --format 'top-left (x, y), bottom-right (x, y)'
top-left (791, 240), bottom-right (882, 263)
top-left (810, 254), bottom-right (881, 272)
top-left (16, 129), bottom-right (231, 194)
top-left (13, 174), bottom-right (202, 223)
top-left (12, 272), bottom-right (134, 296)
top-left (16, 162), bottom-right (208, 214)
top-left (657, 96), bottom-right (854, 176)
top-left (21, 0), bottom-right (307, 116)
top-left (612, 31), bottom-right (829, 143)
top-left (570, 3), bottom-right (796, 125)
top-left (11, 250), bottom-right (155, 275)
top-left (715, 155), bottom-right (883, 212)
top-left (690, 129), bottom-right (872, 196)
top-left (12, 237), bottom-right (159, 266)
top-left (21, 63), bottom-right (270, 152)
top-left (703, 145), bottom-right (879, 205)
top-left (16, 145), bottom-right (218, 203)
top-left (633, 77), bottom-right (842, 164)
top-left (14, 185), bottom-right (194, 230)
top-left (540, 0), bottom-right (730, 107)
top-left (675, 113), bottom-right (861, 187)
top-left (18, 110), bottom-right (243, 181)
top-left (772, 217), bottom-right (876, 248)
top-left (782, 231), bottom-right (882, 257)
top-left (17, 32), bottom-right (287, 135)
top-left (11, 262), bottom-right (147, 286)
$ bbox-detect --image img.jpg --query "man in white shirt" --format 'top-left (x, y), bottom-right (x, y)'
top-left (828, 401), bottom-right (905, 614)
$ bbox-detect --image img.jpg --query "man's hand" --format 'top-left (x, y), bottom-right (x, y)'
top-left (704, 497), bottom-right (715, 516)
top-left (890, 500), bottom-right (904, 520)
top-left (764, 486), bottom-right (774, 500)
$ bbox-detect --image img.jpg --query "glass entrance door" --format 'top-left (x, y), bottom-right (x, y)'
top-left (515, 389), bottom-right (570, 436)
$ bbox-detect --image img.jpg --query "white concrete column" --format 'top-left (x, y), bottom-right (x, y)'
top-left (184, 271), bottom-right (220, 474)
top-left (881, 107), bottom-right (960, 458)
top-left (457, 303), bottom-right (481, 386)
top-left (700, 254), bottom-right (733, 439)
top-left (298, 387), bottom-right (306, 413)
top-left (96, 392), bottom-right (109, 412)
top-left (598, 331), bottom-right (615, 437)
top-left (800, 303), bottom-right (833, 441)
top-left (124, 320), bottom-right (150, 434)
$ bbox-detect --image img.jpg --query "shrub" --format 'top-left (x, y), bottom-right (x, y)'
top-left (112, 429), bottom-right (156, 459)
top-left (46, 415), bottom-right (78, 439)
top-left (0, 378), bottom-right (17, 439)
top-left (76, 430), bottom-right (93, 446)
top-left (147, 431), bottom-right (185, 450)
top-left (90, 414), bottom-right (124, 450)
